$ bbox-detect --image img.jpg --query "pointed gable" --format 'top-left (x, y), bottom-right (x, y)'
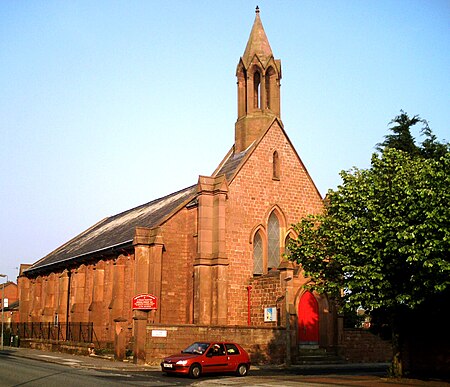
top-left (215, 117), bottom-right (322, 200)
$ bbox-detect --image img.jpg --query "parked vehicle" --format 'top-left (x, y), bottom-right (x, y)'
top-left (161, 341), bottom-right (251, 378)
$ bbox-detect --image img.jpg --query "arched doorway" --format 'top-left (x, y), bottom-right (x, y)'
top-left (298, 291), bottom-right (319, 344)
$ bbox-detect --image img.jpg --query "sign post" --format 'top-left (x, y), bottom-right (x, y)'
top-left (0, 274), bottom-right (8, 351)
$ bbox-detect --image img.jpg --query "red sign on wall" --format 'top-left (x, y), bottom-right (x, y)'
top-left (132, 294), bottom-right (158, 310)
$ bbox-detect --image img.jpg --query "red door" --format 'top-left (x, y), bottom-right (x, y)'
top-left (298, 291), bottom-right (319, 343)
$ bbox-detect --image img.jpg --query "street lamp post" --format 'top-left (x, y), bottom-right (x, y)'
top-left (0, 273), bottom-right (8, 351)
top-left (284, 276), bottom-right (292, 366)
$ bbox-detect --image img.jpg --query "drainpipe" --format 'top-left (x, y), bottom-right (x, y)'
top-left (66, 271), bottom-right (71, 340)
top-left (246, 286), bottom-right (252, 326)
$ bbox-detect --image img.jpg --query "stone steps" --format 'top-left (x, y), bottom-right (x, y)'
top-left (294, 347), bottom-right (345, 365)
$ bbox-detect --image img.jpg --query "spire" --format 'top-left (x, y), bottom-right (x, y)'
top-left (242, 6), bottom-right (274, 69)
top-left (234, 8), bottom-right (282, 153)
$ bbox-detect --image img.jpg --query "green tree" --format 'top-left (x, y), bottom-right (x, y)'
top-left (420, 121), bottom-right (449, 160)
top-left (289, 114), bottom-right (449, 377)
top-left (376, 110), bottom-right (422, 156)
top-left (377, 110), bottom-right (448, 161)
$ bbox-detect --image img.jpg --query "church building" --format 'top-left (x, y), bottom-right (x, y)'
top-left (18, 9), bottom-right (339, 364)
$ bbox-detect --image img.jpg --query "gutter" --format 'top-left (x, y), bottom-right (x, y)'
top-left (24, 240), bottom-right (133, 276)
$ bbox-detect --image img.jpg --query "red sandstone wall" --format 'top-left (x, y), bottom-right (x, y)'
top-left (225, 122), bottom-right (323, 325)
top-left (248, 274), bottom-right (283, 326)
top-left (339, 329), bottom-right (392, 363)
top-left (145, 324), bottom-right (286, 365)
top-left (17, 253), bottom-right (135, 347)
top-left (159, 206), bottom-right (197, 324)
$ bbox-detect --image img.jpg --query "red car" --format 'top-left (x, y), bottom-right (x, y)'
top-left (161, 342), bottom-right (251, 378)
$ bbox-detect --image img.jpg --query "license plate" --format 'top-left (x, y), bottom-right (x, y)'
top-left (163, 363), bottom-right (173, 368)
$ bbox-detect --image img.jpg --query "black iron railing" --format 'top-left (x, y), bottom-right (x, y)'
top-left (7, 322), bottom-right (99, 346)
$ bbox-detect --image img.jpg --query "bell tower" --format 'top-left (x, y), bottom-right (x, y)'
top-left (235, 7), bottom-right (282, 153)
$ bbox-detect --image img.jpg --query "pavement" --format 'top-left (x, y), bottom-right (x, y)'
top-left (1, 346), bottom-right (449, 386)
top-left (0, 346), bottom-right (152, 371)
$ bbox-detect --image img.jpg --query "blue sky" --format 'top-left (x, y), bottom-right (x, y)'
top-left (1, 1), bottom-right (449, 281)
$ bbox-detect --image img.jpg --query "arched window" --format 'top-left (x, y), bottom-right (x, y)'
top-left (284, 235), bottom-right (293, 259)
top-left (236, 65), bottom-right (247, 117)
top-left (272, 151), bottom-right (280, 180)
top-left (253, 231), bottom-right (263, 275)
top-left (253, 71), bottom-right (261, 109)
top-left (265, 67), bottom-right (275, 109)
top-left (268, 212), bottom-right (280, 269)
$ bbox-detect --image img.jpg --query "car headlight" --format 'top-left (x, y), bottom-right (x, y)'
top-left (176, 360), bottom-right (188, 366)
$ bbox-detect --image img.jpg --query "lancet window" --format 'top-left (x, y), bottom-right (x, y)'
top-left (272, 151), bottom-right (280, 180)
top-left (253, 71), bottom-right (261, 109)
top-left (267, 212), bottom-right (280, 269)
top-left (253, 231), bottom-right (263, 275)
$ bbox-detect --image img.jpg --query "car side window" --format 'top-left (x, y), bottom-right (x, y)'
top-left (225, 343), bottom-right (240, 355)
top-left (207, 343), bottom-right (225, 356)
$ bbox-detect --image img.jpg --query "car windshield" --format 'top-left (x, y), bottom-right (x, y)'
top-left (182, 342), bottom-right (210, 354)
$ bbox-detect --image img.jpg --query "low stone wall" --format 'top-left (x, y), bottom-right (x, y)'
top-left (145, 324), bottom-right (287, 365)
top-left (19, 327), bottom-right (393, 366)
top-left (20, 338), bottom-right (95, 356)
top-left (339, 329), bottom-right (392, 363)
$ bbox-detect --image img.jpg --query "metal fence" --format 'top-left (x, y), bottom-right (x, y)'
top-left (7, 322), bottom-right (99, 346)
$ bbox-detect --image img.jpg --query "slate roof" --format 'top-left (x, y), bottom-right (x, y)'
top-left (213, 147), bottom-right (250, 181)
top-left (26, 185), bottom-right (197, 274)
top-left (25, 144), bottom-right (252, 276)
top-left (5, 300), bottom-right (19, 311)
top-left (25, 131), bottom-right (256, 277)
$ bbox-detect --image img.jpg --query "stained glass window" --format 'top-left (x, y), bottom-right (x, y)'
top-left (268, 212), bottom-right (280, 269)
top-left (253, 232), bottom-right (263, 275)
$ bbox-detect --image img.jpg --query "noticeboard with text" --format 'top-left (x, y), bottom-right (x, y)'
top-left (132, 294), bottom-right (157, 310)
top-left (264, 307), bottom-right (277, 322)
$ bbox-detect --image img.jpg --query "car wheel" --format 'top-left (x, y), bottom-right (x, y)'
top-left (189, 363), bottom-right (201, 379)
top-left (236, 363), bottom-right (248, 376)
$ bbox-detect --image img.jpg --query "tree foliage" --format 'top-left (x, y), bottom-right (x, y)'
top-left (377, 110), bottom-right (448, 160)
top-left (376, 110), bottom-right (422, 156)
top-left (289, 113), bottom-right (450, 315)
top-left (289, 112), bottom-right (449, 377)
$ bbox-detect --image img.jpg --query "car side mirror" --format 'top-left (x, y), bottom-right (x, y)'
top-left (206, 352), bottom-right (213, 358)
